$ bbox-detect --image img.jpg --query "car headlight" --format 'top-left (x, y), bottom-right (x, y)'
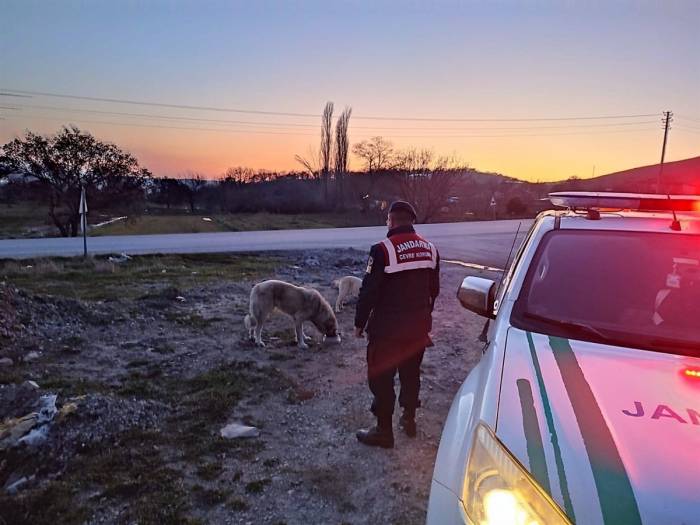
top-left (462, 423), bottom-right (572, 525)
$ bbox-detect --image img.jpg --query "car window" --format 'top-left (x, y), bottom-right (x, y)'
top-left (494, 221), bottom-right (537, 313)
top-left (511, 229), bottom-right (700, 358)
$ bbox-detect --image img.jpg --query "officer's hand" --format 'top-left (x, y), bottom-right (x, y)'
top-left (354, 326), bottom-right (364, 339)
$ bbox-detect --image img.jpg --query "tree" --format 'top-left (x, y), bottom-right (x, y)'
top-left (506, 196), bottom-right (527, 216)
top-left (352, 136), bottom-right (395, 211)
top-left (352, 136), bottom-right (394, 174)
top-left (294, 148), bottom-right (319, 181)
top-left (218, 166), bottom-right (256, 212)
top-left (333, 107), bottom-right (352, 210)
top-left (151, 177), bottom-right (190, 210)
top-left (180, 172), bottom-right (207, 213)
top-left (0, 126), bottom-right (150, 236)
top-left (320, 102), bottom-right (334, 204)
top-left (394, 148), bottom-right (467, 223)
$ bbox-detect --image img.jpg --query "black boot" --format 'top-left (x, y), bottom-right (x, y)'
top-left (356, 418), bottom-right (394, 449)
top-left (399, 410), bottom-right (417, 438)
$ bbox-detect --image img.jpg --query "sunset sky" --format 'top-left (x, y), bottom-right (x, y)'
top-left (1, 0), bottom-right (698, 181)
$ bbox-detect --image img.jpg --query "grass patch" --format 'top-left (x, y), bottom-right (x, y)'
top-left (38, 376), bottom-right (110, 396)
top-left (165, 312), bottom-right (215, 329)
top-left (191, 485), bottom-right (230, 507)
top-left (226, 498), bottom-right (249, 512)
top-left (0, 202), bottom-right (51, 238)
top-left (195, 462), bottom-right (223, 481)
top-left (0, 253), bottom-right (279, 301)
top-left (93, 215), bottom-right (225, 236)
top-left (268, 352), bottom-right (294, 362)
top-left (244, 478), bottom-right (272, 494)
top-left (263, 457), bottom-right (280, 468)
top-left (0, 361), bottom-right (288, 523)
top-left (92, 211), bottom-right (380, 237)
top-left (0, 368), bottom-right (25, 385)
top-left (76, 434), bottom-right (198, 524)
top-left (0, 480), bottom-right (90, 525)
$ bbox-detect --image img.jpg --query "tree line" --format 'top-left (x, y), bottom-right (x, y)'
top-left (1, 111), bottom-right (534, 237)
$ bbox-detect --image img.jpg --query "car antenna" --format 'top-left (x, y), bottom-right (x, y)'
top-left (478, 221), bottom-right (522, 344)
top-left (495, 221), bottom-right (523, 299)
top-left (667, 194), bottom-right (681, 231)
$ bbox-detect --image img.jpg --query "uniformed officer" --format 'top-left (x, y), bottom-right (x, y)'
top-left (354, 201), bottom-right (440, 448)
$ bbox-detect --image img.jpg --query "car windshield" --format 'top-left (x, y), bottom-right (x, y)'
top-left (511, 229), bottom-right (700, 357)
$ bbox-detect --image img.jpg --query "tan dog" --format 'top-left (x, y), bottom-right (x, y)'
top-left (244, 280), bottom-right (340, 349)
top-left (333, 276), bottom-right (363, 312)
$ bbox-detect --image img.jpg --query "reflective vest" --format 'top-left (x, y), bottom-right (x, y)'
top-left (380, 232), bottom-right (438, 274)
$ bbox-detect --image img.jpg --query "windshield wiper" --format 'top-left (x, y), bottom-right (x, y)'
top-left (522, 312), bottom-right (610, 341)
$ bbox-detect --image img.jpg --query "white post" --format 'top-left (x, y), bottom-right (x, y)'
top-left (79, 186), bottom-right (88, 257)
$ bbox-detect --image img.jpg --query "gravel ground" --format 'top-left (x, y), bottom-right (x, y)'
top-left (0, 249), bottom-right (498, 525)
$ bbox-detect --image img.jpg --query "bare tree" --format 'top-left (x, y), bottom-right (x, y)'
top-left (181, 172), bottom-right (207, 213)
top-left (320, 102), bottom-right (334, 205)
top-left (395, 148), bottom-right (468, 223)
top-left (352, 136), bottom-right (394, 173)
top-left (333, 106), bottom-right (352, 209)
top-left (294, 145), bottom-right (320, 180)
top-left (352, 136), bottom-right (394, 209)
top-left (223, 166), bottom-right (256, 184)
top-left (218, 166), bottom-right (256, 211)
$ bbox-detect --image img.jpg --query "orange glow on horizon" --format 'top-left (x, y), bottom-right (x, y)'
top-left (1, 117), bottom-right (698, 182)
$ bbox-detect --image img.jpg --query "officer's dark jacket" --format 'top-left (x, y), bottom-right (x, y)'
top-left (354, 225), bottom-right (440, 341)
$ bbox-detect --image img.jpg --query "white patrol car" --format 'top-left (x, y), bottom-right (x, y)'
top-left (427, 192), bottom-right (700, 525)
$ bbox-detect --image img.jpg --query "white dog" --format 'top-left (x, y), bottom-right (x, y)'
top-left (333, 276), bottom-right (363, 312)
top-left (244, 280), bottom-right (341, 349)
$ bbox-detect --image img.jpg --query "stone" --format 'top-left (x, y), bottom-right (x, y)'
top-left (220, 422), bottom-right (260, 439)
top-left (0, 357), bottom-right (13, 367)
top-left (24, 351), bottom-right (40, 362)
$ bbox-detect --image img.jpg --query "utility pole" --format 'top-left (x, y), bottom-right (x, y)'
top-left (79, 186), bottom-right (88, 257)
top-left (656, 111), bottom-right (673, 193)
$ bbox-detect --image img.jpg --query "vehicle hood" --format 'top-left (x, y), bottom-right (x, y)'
top-left (497, 327), bottom-right (700, 525)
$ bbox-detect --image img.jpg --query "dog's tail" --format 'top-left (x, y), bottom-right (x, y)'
top-left (244, 314), bottom-right (257, 330)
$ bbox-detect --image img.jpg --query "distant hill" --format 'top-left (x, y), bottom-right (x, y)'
top-left (569, 156), bottom-right (700, 194)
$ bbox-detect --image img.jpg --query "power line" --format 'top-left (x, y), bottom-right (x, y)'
top-left (0, 88), bottom-right (660, 122)
top-left (1, 114), bottom-right (318, 136)
top-left (1, 113), bottom-right (660, 139)
top-left (675, 126), bottom-right (700, 135)
top-left (677, 115), bottom-right (700, 123)
top-left (675, 123), bottom-right (700, 131)
top-left (5, 103), bottom-right (662, 132)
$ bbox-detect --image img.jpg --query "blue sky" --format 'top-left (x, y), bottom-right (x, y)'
top-left (1, 0), bottom-right (698, 179)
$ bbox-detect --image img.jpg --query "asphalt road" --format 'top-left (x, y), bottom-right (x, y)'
top-left (0, 219), bottom-right (531, 267)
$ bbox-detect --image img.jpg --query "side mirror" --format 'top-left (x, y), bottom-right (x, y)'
top-left (457, 276), bottom-right (496, 319)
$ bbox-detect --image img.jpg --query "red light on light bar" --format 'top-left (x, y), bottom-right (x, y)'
top-left (683, 368), bottom-right (700, 379)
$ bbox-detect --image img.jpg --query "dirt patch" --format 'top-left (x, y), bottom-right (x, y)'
top-left (0, 249), bottom-right (493, 524)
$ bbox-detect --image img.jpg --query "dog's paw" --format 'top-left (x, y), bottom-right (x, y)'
top-left (297, 342), bottom-right (310, 350)
top-left (255, 340), bottom-right (266, 348)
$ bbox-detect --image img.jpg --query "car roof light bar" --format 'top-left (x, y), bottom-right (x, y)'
top-left (549, 192), bottom-right (700, 213)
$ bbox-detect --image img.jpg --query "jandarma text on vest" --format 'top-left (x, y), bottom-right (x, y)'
top-left (395, 240), bottom-right (432, 253)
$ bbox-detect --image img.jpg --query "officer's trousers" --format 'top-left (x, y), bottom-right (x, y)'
top-left (366, 338), bottom-right (425, 422)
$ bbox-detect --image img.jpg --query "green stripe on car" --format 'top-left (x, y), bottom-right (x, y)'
top-left (517, 378), bottom-right (552, 494)
top-left (526, 332), bottom-right (576, 521)
top-left (548, 336), bottom-right (642, 525)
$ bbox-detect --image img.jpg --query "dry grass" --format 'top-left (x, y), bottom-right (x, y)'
top-left (0, 203), bottom-right (51, 238)
top-left (0, 253), bottom-right (280, 301)
top-left (84, 212), bottom-right (379, 236)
